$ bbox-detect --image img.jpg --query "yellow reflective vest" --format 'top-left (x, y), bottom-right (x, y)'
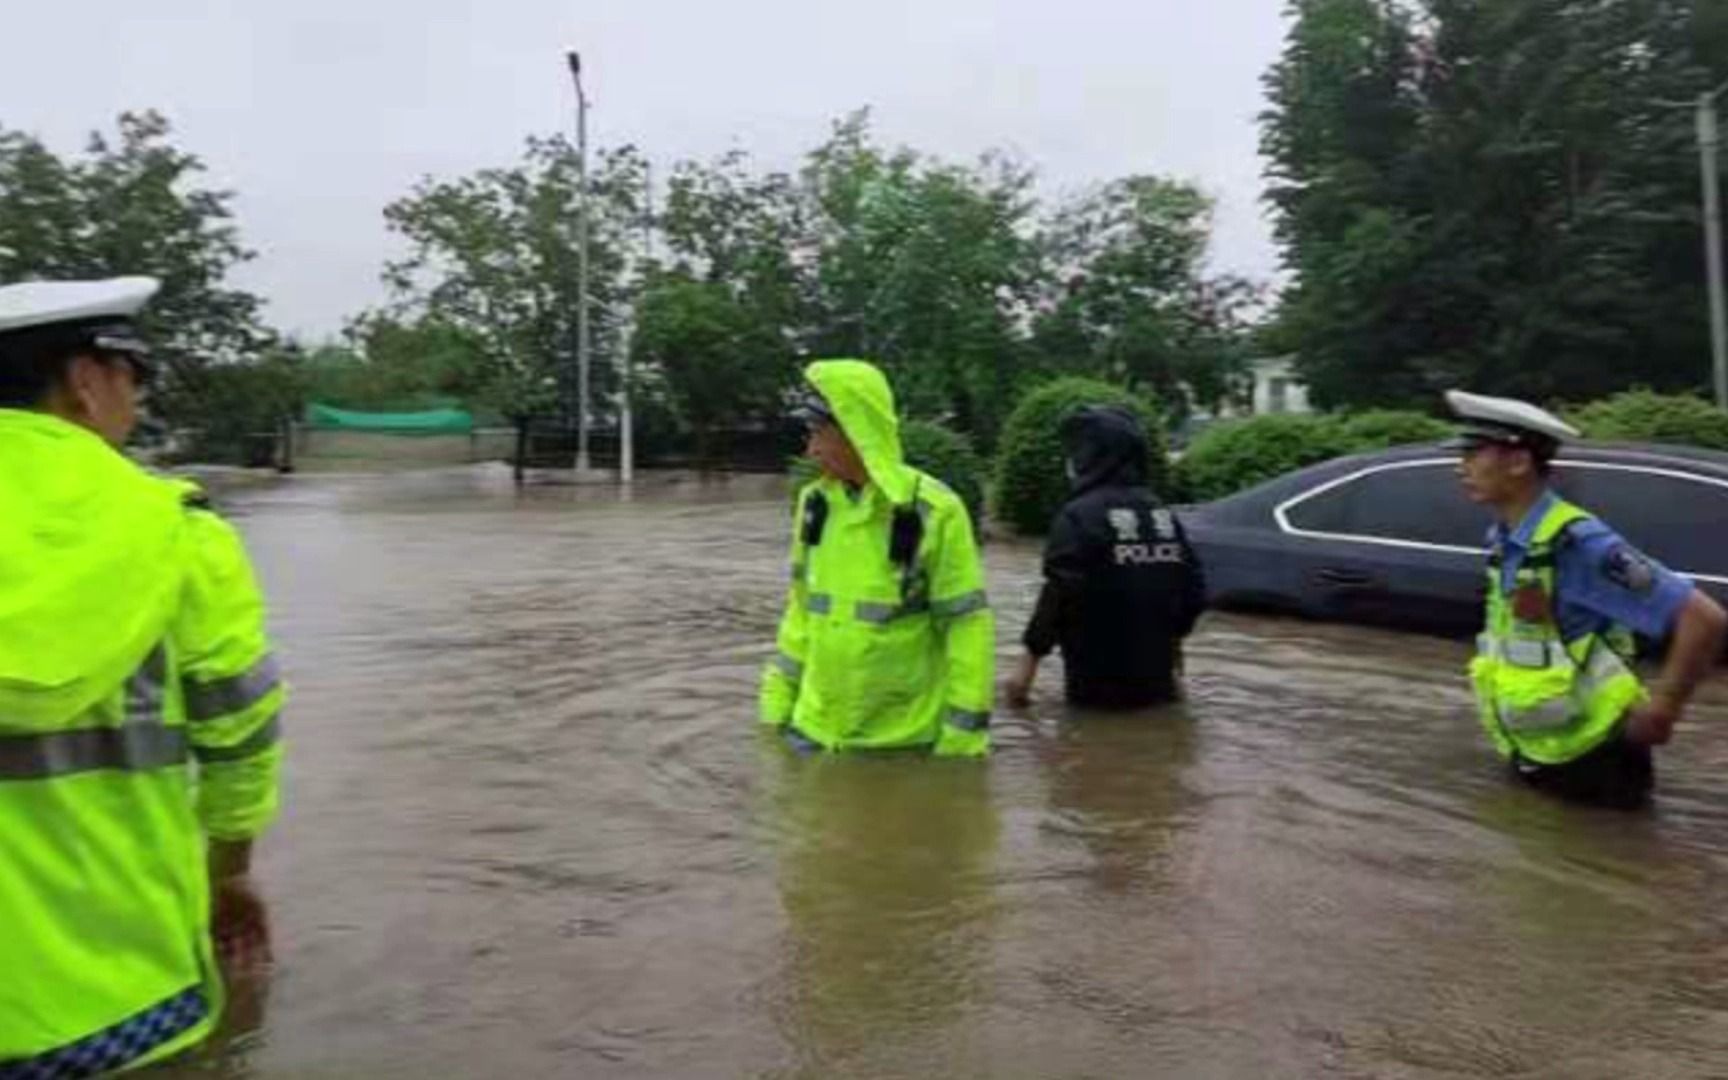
top-left (0, 410), bottom-right (285, 1072)
top-left (760, 360), bottom-right (994, 756)
top-left (1470, 497), bottom-right (1644, 767)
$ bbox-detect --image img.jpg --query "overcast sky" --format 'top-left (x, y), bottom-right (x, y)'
top-left (1, 0), bottom-right (1288, 340)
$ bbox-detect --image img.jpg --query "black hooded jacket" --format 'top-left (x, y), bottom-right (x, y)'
top-left (1022, 406), bottom-right (1206, 709)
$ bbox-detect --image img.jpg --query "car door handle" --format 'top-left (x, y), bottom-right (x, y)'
top-left (1316, 567), bottom-right (1375, 587)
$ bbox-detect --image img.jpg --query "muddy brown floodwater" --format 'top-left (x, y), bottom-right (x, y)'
top-left (159, 467), bottom-right (1728, 1079)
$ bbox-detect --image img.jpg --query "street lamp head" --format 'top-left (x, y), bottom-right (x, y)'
top-left (566, 51), bottom-right (581, 78)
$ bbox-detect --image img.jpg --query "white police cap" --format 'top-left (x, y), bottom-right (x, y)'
top-left (0, 277), bottom-right (160, 336)
top-left (1444, 389), bottom-right (1579, 450)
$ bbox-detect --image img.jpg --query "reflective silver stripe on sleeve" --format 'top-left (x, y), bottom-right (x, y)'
top-left (855, 599), bottom-right (932, 625)
top-left (930, 590), bottom-right (989, 619)
top-left (945, 707), bottom-right (991, 732)
top-left (184, 654), bottom-right (283, 722)
top-left (192, 714), bottom-right (283, 764)
top-left (124, 644), bottom-right (168, 727)
top-left (0, 724), bottom-right (189, 781)
top-left (772, 652), bottom-right (804, 681)
top-left (806, 593), bottom-right (833, 615)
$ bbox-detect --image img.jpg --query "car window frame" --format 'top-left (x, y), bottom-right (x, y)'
top-left (1273, 456), bottom-right (1728, 585)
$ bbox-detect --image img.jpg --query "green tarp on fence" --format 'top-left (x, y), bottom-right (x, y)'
top-left (305, 403), bottom-right (474, 435)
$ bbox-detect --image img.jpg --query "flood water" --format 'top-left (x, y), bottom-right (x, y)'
top-left (167, 467), bottom-right (1728, 1079)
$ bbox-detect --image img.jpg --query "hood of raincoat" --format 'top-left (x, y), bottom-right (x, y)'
top-left (1062, 405), bottom-right (1151, 497)
top-left (0, 409), bottom-right (187, 723)
top-left (804, 359), bottom-right (917, 506)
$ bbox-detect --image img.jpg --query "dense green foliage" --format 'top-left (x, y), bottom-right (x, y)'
top-left (0, 111), bottom-right (271, 445)
top-left (1173, 414), bottom-right (1358, 503)
top-left (1568, 390), bottom-right (1728, 450)
top-left (1263, 0), bottom-right (1728, 409)
top-left (633, 275), bottom-right (791, 458)
top-left (1029, 177), bottom-right (1259, 429)
top-left (381, 138), bottom-right (646, 425)
top-left (1336, 409), bottom-right (1452, 449)
top-left (641, 112), bottom-right (1251, 455)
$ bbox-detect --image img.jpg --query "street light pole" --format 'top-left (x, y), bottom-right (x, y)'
top-left (620, 161), bottom-right (648, 486)
top-left (1699, 87), bottom-right (1728, 410)
top-left (567, 50), bottom-right (592, 473)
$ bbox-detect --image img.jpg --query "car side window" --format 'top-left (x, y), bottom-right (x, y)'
top-left (1283, 462), bottom-right (1488, 548)
top-left (1553, 465), bottom-right (1728, 578)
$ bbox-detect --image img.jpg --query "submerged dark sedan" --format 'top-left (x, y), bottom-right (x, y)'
top-left (1184, 441), bottom-right (1728, 638)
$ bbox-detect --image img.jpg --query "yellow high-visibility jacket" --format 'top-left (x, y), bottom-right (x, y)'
top-left (0, 409), bottom-right (285, 1073)
top-left (760, 360), bottom-right (993, 756)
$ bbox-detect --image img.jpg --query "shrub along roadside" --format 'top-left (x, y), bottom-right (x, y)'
top-left (1172, 409), bottom-right (1449, 503)
top-left (1566, 391), bottom-right (1728, 451)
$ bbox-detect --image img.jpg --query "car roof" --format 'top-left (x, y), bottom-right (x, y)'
top-left (1192, 439), bottom-right (1728, 516)
top-left (1372, 439), bottom-right (1728, 475)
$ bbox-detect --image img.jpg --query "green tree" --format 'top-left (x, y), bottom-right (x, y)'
top-left (1032, 176), bottom-right (1259, 424)
top-left (1264, 0), bottom-right (1728, 409)
top-left (804, 112), bottom-right (1041, 448)
top-left (652, 150), bottom-right (813, 424)
top-left (0, 110), bottom-right (271, 436)
top-left (382, 137), bottom-right (646, 458)
top-left (631, 274), bottom-right (790, 463)
top-left (1260, 0), bottom-right (1429, 407)
top-left (374, 109), bottom-right (1259, 466)
top-left (175, 346), bottom-right (307, 465)
top-left (654, 113), bottom-right (1059, 451)
top-left (660, 150), bottom-right (813, 350)
top-left (336, 315), bottom-right (491, 412)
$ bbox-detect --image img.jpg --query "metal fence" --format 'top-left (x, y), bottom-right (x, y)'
top-left (278, 422), bottom-right (802, 474)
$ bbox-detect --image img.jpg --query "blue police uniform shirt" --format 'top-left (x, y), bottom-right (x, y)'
top-left (1490, 489), bottom-right (1694, 642)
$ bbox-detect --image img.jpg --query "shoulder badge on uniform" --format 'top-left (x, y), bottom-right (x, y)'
top-left (1602, 544), bottom-right (1656, 595)
top-left (1107, 508), bottom-right (1140, 543)
top-left (1151, 508), bottom-right (1176, 540)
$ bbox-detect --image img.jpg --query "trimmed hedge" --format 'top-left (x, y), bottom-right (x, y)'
top-left (1172, 414), bottom-right (1357, 503)
top-left (993, 378), bottom-right (1167, 535)
top-left (1172, 409), bottom-right (1447, 503)
top-left (1567, 391), bottom-right (1728, 451)
top-left (1338, 409), bottom-right (1451, 449)
top-left (787, 418), bottom-right (987, 527)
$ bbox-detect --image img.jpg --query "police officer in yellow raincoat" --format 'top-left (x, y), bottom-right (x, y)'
top-left (0, 278), bottom-right (286, 1075)
top-left (760, 359), bottom-right (994, 756)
